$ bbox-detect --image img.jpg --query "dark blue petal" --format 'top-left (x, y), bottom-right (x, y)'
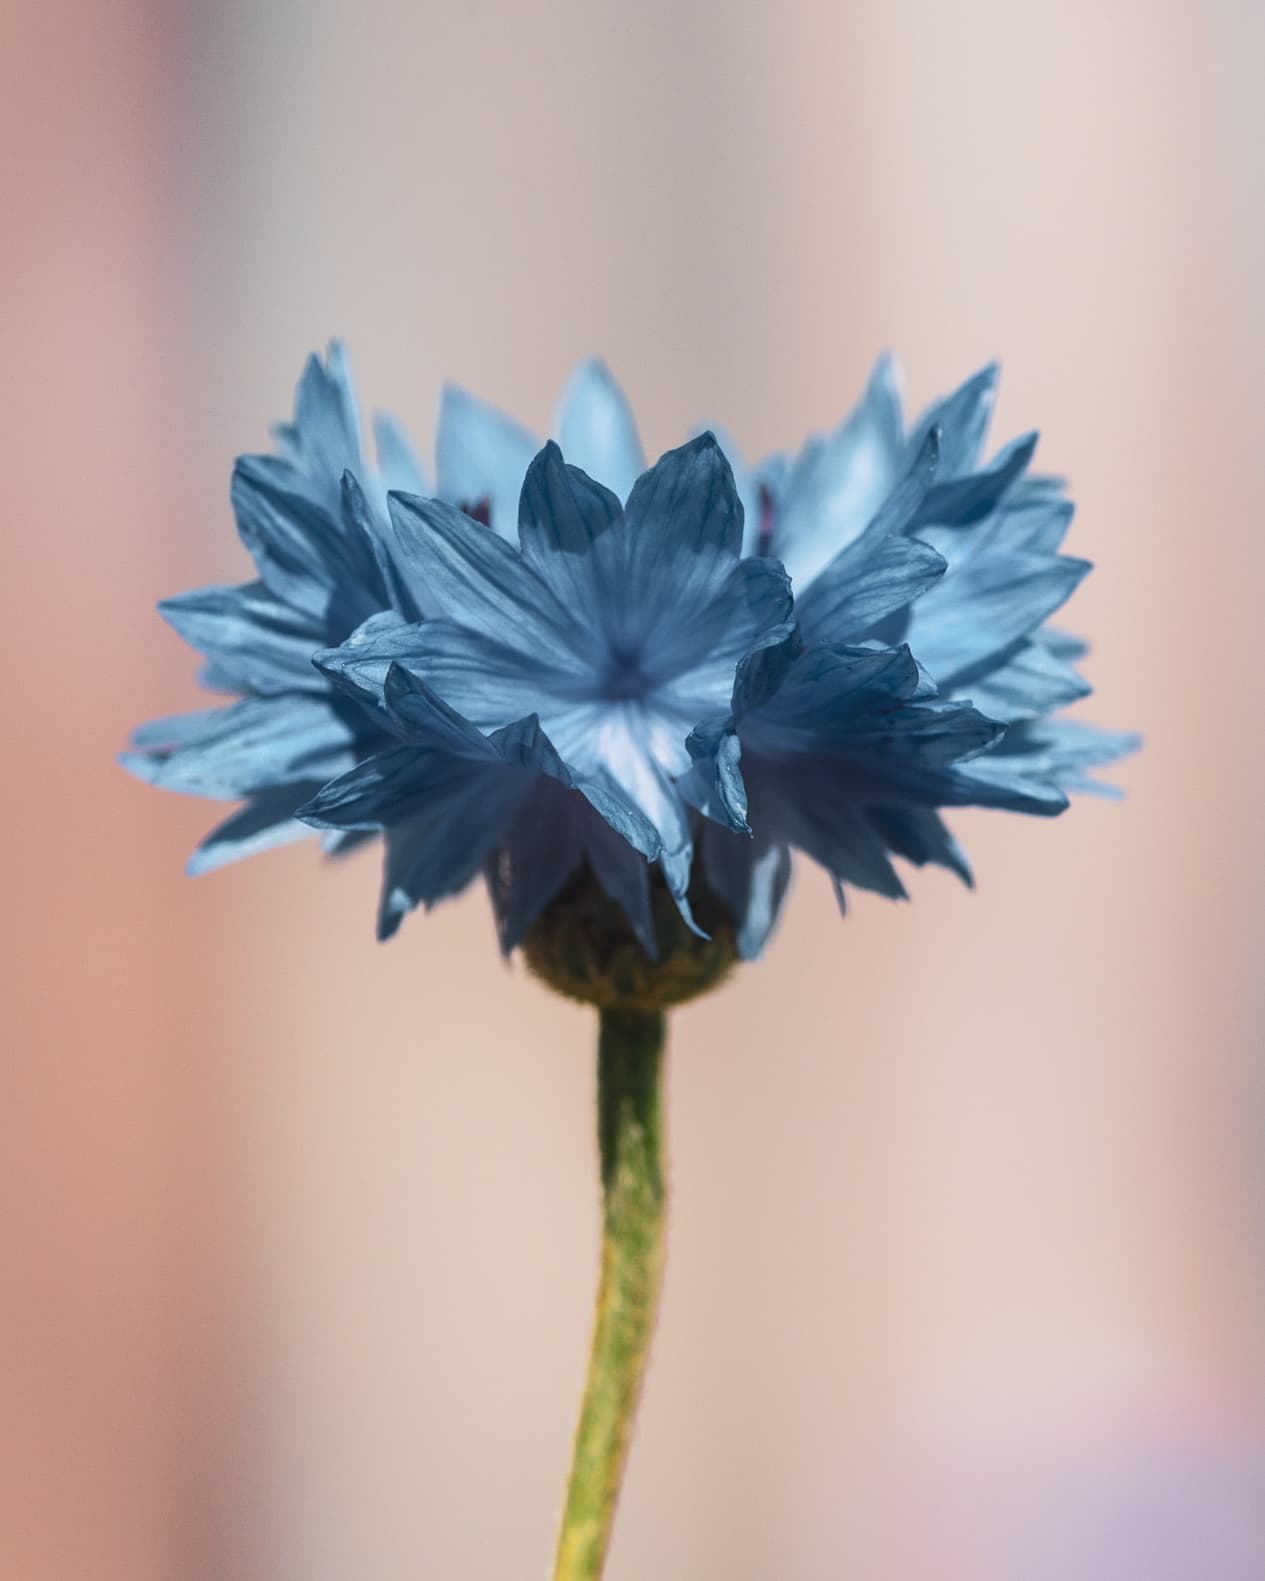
top-left (340, 471), bottom-right (423, 622)
top-left (485, 783), bottom-right (583, 953)
top-left (518, 441), bottom-right (624, 641)
top-left (865, 806), bottom-right (973, 886)
top-left (699, 824), bottom-right (793, 960)
top-left (622, 432), bottom-right (745, 599)
top-left (232, 456), bottom-right (383, 631)
top-left (187, 787), bottom-right (324, 875)
top-left (387, 491), bottom-right (584, 668)
top-left (375, 780), bottom-right (535, 939)
top-left (691, 424), bottom-right (762, 556)
top-left (914, 431), bottom-right (1038, 528)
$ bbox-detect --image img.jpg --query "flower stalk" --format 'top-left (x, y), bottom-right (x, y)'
top-left (553, 1007), bottom-right (667, 1581)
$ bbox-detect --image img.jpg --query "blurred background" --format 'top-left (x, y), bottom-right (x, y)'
top-left (5, 0), bottom-right (1265, 1577)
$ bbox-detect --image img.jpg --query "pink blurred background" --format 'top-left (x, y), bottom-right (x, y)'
top-left (5, 1), bottom-right (1265, 1577)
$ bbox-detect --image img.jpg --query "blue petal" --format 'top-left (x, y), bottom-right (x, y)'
top-left (956, 637), bottom-right (1091, 722)
top-left (904, 550), bottom-right (1091, 690)
top-left (583, 811), bottom-right (658, 954)
top-left (339, 471), bottom-right (423, 624)
top-left (699, 824), bottom-right (793, 960)
top-left (769, 355), bottom-right (907, 590)
top-left (158, 582), bottom-right (326, 695)
top-left (371, 411), bottom-right (426, 497)
top-left (387, 491), bottom-right (583, 667)
top-left (691, 424), bottom-right (763, 556)
top-left (680, 722), bottom-right (748, 832)
top-left (435, 382), bottom-right (539, 542)
top-left (484, 783), bottom-right (659, 957)
top-left (124, 706), bottom-right (234, 762)
top-left (124, 694), bottom-right (365, 800)
top-left (907, 362), bottom-right (997, 476)
top-left (517, 439), bottom-right (624, 641)
top-left (915, 431), bottom-right (1038, 528)
top-left (793, 429), bottom-right (945, 641)
top-left (976, 718), bottom-right (1141, 799)
top-left (269, 341), bottom-right (364, 493)
top-left (796, 535), bottom-right (945, 644)
top-left (187, 788), bottom-right (324, 875)
top-left (622, 431), bottom-right (745, 596)
top-left (865, 806), bottom-right (973, 886)
top-left (485, 785), bottom-right (583, 953)
top-left (232, 456), bottom-right (382, 631)
top-left (553, 359), bottom-right (646, 502)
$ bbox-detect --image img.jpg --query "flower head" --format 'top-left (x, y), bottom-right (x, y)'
top-left (126, 346), bottom-right (1135, 978)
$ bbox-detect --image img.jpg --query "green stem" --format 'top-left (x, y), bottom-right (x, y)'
top-left (552, 1007), bottom-right (667, 1581)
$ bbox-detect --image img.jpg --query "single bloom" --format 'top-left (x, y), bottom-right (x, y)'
top-left (126, 346), bottom-right (1136, 965)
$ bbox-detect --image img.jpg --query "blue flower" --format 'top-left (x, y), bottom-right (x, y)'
top-left (121, 343), bottom-right (424, 872)
top-left (307, 435), bottom-right (792, 940)
top-left (127, 346), bottom-right (1135, 966)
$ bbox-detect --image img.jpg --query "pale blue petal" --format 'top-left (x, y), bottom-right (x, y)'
top-left (553, 359), bottom-right (646, 501)
top-left (770, 356), bottom-right (907, 590)
top-left (958, 637), bottom-right (1091, 722)
top-left (904, 551), bottom-right (1091, 689)
top-left (908, 362), bottom-right (997, 475)
top-left (159, 583), bottom-right (325, 695)
top-left (435, 382), bottom-right (539, 541)
top-left (127, 694), bottom-right (364, 800)
top-left (371, 411), bottom-right (426, 497)
top-left (269, 341), bottom-right (364, 493)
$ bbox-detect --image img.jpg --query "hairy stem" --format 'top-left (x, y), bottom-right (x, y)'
top-left (552, 1007), bottom-right (667, 1581)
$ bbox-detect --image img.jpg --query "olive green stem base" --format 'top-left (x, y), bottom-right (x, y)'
top-left (552, 1008), bottom-right (667, 1581)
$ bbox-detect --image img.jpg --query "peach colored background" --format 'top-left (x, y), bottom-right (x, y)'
top-left (5, 1), bottom-right (1264, 1578)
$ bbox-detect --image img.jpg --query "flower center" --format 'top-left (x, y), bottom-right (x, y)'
top-left (601, 646), bottom-right (652, 702)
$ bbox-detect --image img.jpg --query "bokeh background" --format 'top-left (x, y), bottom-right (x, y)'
top-left (6, 1), bottom-right (1265, 1577)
